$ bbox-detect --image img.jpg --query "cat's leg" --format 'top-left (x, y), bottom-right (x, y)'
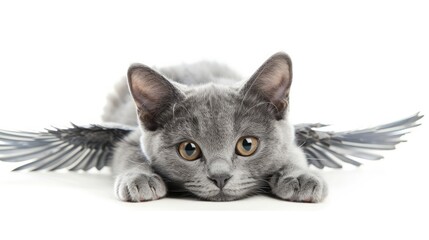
top-left (111, 131), bottom-right (167, 202)
top-left (270, 148), bottom-right (328, 203)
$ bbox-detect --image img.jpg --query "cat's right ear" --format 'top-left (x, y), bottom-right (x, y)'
top-left (127, 64), bottom-right (183, 131)
top-left (240, 52), bottom-right (293, 120)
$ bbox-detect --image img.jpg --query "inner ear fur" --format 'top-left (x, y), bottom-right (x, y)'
top-left (127, 64), bottom-right (183, 131)
top-left (241, 52), bottom-right (293, 119)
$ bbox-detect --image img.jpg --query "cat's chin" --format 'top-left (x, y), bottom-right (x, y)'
top-left (193, 190), bottom-right (249, 202)
top-left (205, 192), bottom-right (242, 202)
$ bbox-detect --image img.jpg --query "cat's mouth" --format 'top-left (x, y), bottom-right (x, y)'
top-left (182, 179), bottom-right (260, 201)
top-left (206, 191), bottom-right (239, 202)
top-left (191, 188), bottom-right (253, 202)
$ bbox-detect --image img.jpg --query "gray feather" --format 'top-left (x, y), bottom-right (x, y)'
top-left (296, 113), bottom-right (423, 168)
top-left (0, 113), bottom-right (423, 171)
top-left (0, 124), bottom-right (133, 171)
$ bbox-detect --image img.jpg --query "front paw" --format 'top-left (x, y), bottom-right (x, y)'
top-left (114, 172), bottom-right (167, 202)
top-left (270, 172), bottom-right (328, 203)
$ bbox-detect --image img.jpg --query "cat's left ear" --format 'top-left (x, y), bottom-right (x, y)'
top-left (240, 52), bottom-right (292, 119)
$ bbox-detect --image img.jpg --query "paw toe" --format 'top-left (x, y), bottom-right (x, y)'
top-left (272, 172), bottom-right (328, 203)
top-left (114, 173), bottom-right (167, 202)
top-left (297, 174), bottom-right (326, 203)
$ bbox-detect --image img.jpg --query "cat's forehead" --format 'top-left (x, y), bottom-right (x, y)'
top-left (164, 83), bottom-right (273, 142)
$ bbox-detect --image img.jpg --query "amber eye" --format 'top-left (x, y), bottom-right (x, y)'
top-left (236, 137), bottom-right (259, 156)
top-left (178, 141), bottom-right (202, 161)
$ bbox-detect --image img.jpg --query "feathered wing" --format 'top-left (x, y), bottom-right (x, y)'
top-left (295, 113), bottom-right (424, 169)
top-left (0, 113), bottom-right (423, 171)
top-left (0, 124), bottom-right (133, 171)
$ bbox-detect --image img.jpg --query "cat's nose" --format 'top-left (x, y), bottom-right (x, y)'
top-left (208, 174), bottom-right (231, 189)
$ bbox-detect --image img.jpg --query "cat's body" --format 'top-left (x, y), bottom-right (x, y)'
top-left (103, 53), bottom-right (328, 202)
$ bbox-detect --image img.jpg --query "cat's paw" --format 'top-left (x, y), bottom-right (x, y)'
top-left (114, 172), bottom-right (167, 202)
top-left (270, 172), bottom-right (328, 203)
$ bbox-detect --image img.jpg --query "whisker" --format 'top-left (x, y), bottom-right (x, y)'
top-left (184, 184), bottom-right (203, 188)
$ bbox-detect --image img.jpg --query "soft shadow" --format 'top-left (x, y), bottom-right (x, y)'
top-left (7, 170), bottom-right (114, 198)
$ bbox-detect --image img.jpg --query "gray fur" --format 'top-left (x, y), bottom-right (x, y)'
top-left (102, 78), bottom-right (137, 126)
top-left (102, 61), bottom-right (241, 126)
top-left (106, 53), bottom-right (327, 202)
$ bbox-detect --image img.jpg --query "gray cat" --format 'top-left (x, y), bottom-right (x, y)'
top-left (0, 52), bottom-right (421, 203)
top-left (105, 52), bottom-right (328, 202)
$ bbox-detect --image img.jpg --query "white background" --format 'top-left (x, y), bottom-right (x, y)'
top-left (0, 0), bottom-right (428, 239)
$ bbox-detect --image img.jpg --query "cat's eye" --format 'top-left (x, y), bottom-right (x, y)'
top-left (178, 141), bottom-right (202, 161)
top-left (236, 137), bottom-right (259, 156)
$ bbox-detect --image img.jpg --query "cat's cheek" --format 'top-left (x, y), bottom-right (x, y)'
top-left (151, 157), bottom-right (203, 182)
top-left (241, 156), bottom-right (277, 178)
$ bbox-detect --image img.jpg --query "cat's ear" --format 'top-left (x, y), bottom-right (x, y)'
top-left (240, 52), bottom-right (293, 119)
top-left (128, 64), bottom-right (183, 131)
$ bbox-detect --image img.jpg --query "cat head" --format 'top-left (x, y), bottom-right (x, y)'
top-left (128, 52), bottom-right (295, 201)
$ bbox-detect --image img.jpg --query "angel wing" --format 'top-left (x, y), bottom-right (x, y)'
top-left (0, 124), bottom-right (133, 171)
top-left (295, 113), bottom-right (423, 169)
top-left (0, 113), bottom-right (423, 171)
